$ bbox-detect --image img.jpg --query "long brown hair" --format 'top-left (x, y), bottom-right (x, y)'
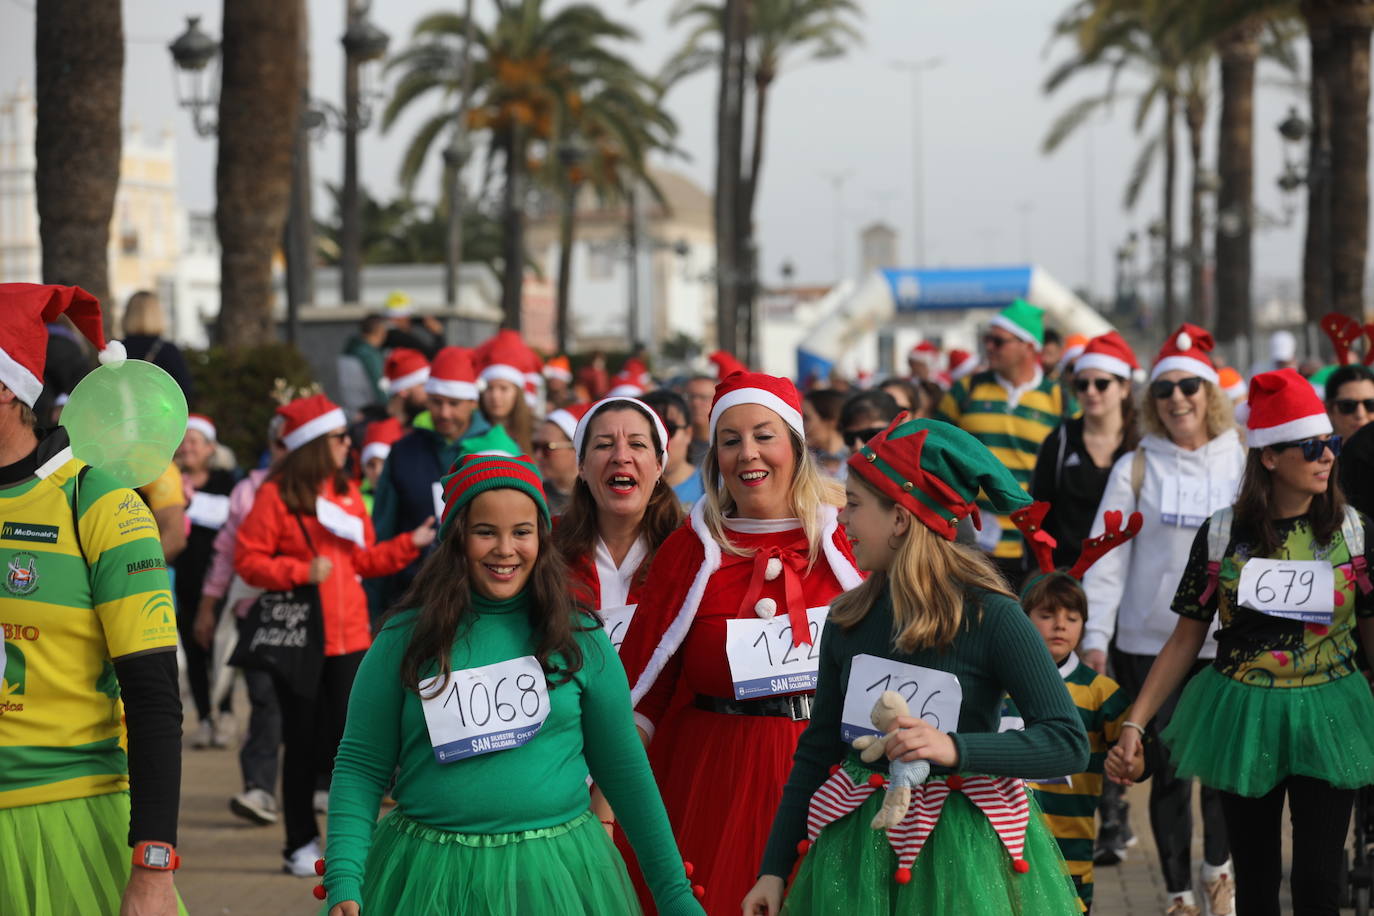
top-left (551, 402), bottom-right (682, 590)
top-left (1231, 449), bottom-right (1347, 557)
top-left (481, 383), bottom-right (534, 452)
top-left (829, 474), bottom-right (1013, 651)
top-left (269, 436), bottom-right (349, 514)
top-left (396, 504), bottom-right (586, 697)
top-left (1119, 381), bottom-right (1142, 453)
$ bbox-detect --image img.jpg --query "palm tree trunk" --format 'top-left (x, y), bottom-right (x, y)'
top-left (1161, 88), bottom-right (1179, 333)
top-left (1327, 3), bottom-right (1372, 320)
top-left (1214, 24), bottom-right (1259, 346)
top-left (34, 0), bottom-right (122, 330)
top-left (714, 0), bottom-right (746, 357)
top-left (737, 72), bottom-right (770, 368)
top-left (1185, 92), bottom-right (1207, 327)
top-left (215, 0), bottom-right (305, 349)
top-left (555, 182), bottom-right (577, 353)
top-left (1302, 16), bottom-right (1335, 323)
top-left (500, 126), bottom-right (527, 331)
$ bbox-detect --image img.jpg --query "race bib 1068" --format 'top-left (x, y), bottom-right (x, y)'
top-left (418, 656), bottom-right (550, 763)
top-left (724, 606), bottom-right (828, 700)
top-left (1237, 558), bottom-right (1335, 624)
top-left (598, 604), bottom-right (636, 653)
top-left (840, 654), bottom-right (963, 742)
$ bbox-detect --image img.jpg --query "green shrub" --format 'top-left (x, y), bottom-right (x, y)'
top-left (185, 344), bottom-right (317, 468)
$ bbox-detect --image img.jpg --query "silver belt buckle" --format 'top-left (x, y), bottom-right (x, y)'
top-left (788, 694), bottom-right (813, 721)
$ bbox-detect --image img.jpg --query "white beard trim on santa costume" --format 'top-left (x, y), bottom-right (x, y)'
top-left (628, 498), bottom-right (864, 713)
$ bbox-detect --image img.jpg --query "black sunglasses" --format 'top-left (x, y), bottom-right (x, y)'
top-left (1074, 378), bottom-right (1115, 394)
top-left (531, 441), bottom-right (574, 456)
top-left (1149, 376), bottom-right (1204, 400)
top-left (982, 334), bottom-right (1017, 349)
top-left (842, 426), bottom-right (888, 449)
top-left (1271, 435), bottom-right (1343, 462)
top-left (1334, 398), bottom-right (1374, 416)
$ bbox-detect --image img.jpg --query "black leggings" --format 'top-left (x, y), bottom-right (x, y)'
top-left (1218, 776), bottom-right (1355, 916)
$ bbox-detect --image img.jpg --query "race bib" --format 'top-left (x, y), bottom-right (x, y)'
top-left (1237, 558), bottom-right (1335, 624)
top-left (598, 604), bottom-right (636, 653)
top-left (724, 606), bottom-right (828, 700)
top-left (315, 497), bottom-right (366, 547)
top-left (187, 492), bottom-right (231, 530)
top-left (418, 656), bottom-right (550, 763)
top-left (432, 482), bottom-right (445, 523)
top-left (841, 654), bottom-right (962, 742)
top-left (1160, 475), bottom-right (1232, 528)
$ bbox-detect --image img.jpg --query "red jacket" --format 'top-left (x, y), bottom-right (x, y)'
top-left (235, 479), bottom-right (419, 656)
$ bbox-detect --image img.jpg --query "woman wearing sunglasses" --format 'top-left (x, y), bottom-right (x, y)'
top-left (1324, 364), bottom-right (1374, 443)
top-left (533, 403), bottom-right (591, 517)
top-left (1110, 368), bottom-right (1374, 916)
top-left (1079, 324), bottom-right (1244, 916)
top-left (1031, 331), bottom-right (1142, 570)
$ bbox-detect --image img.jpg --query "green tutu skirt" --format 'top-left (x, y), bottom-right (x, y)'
top-left (0, 792), bottom-right (188, 916)
top-left (783, 774), bottom-right (1080, 916)
top-left (345, 808), bottom-right (642, 915)
top-left (1162, 665), bottom-right (1374, 797)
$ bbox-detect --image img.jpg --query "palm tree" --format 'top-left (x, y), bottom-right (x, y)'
top-left (34, 0), bottom-right (122, 329)
top-left (215, 0), bottom-right (306, 348)
top-left (383, 0), bottom-right (650, 332)
top-left (662, 0), bottom-right (863, 358)
top-left (315, 184), bottom-right (506, 271)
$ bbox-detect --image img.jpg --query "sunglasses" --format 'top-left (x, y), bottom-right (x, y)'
top-left (1074, 378), bottom-right (1115, 394)
top-left (1333, 398), bottom-right (1374, 415)
top-left (662, 422), bottom-right (683, 439)
top-left (842, 426), bottom-right (888, 449)
top-left (1271, 435), bottom-right (1342, 462)
top-left (982, 334), bottom-right (1018, 349)
top-left (1149, 376), bottom-right (1205, 400)
top-left (531, 441), bottom-right (575, 456)
top-left (326, 431), bottom-right (351, 442)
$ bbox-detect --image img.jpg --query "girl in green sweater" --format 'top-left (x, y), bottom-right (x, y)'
top-left (743, 417), bottom-right (1088, 915)
top-left (321, 455), bottom-right (705, 916)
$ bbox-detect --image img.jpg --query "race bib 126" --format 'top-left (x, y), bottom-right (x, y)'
top-left (724, 606), bottom-right (828, 700)
top-left (1237, 558), bottom-right (1335, 624)
top-left (840, 654), bottom-right (962, 742)
top-left (418, 656), bottom-right (550, 763)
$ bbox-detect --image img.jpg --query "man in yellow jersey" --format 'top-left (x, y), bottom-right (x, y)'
top-left (0, 284), bottom-right (183, 915)
top-left (937, 299), bottom-right (1064, 590)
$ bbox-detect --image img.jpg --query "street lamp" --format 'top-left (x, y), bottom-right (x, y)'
top-left (891, 57), bottom-right (942, 266)
top-left (554, 140), bottom-right (587, 354)
top-left (168, 17), bottom-right (219, 137)
top-left (337, 1), bottom-right (390, 304)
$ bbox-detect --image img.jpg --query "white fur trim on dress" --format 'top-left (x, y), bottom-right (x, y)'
top-left (817, 503), bottom-right (865, 592)
top-left (425, 377), bottom-right (478, 401)
top-left (1149, 356), bottom-right (1219, 385)
top-left (709, 388), bottom-right (805, 444)
top-left (283, 408), bottom-right (347, 451)
top-left (1246, 413), bottom-right (1333, 449)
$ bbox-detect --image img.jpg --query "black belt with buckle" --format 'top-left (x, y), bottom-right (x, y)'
top-left (694, 693), bottom-right (813, 721)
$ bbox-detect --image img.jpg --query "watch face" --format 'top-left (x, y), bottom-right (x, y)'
top-left (144, 846), bottom-right (172, 868)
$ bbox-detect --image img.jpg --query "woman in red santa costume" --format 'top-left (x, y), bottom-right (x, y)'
top-left (617, 372), bottom-right (865, 914)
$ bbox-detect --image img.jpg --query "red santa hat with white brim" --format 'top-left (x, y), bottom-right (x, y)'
top-left (571, 397), bottom-right (669, 463)
top-left (0, 283), bottom-right (126, 407)
top-left (476, 330), bottom-right (532, 389)
top-left (1150, 323), bottom-right (1220, 384)
top-left (1074, 331), bottom-right (1139, 380)
top-left (547, 402), bottom-right (593, 443)
top-left (425, 347), bottom-right (478, 401)
top-left (709, 371), bottom-right (805, 444)
top-left (1245, 368), bottom-right (1333, 449)
top-left (947, 349), bottom-right (977, 383)
top-left (384, 348), bottom-right (430, 394)
top-left (607, 358), bottom-right (652, 398)
top-left (277, 394), bottom-right (347, 452)
top-left (186, 414), bottom-right (217, 443)
top-left (361, 417), bottom-right (405, 466)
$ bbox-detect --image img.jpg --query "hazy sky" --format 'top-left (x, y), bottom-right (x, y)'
top-left (0, 0), bottom-right (1325, 299)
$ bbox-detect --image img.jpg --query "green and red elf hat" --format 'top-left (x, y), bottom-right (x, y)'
top-left (437, 453), bottom-right (549, 541)
top-left (845, 414), bottom-right (1039, 541)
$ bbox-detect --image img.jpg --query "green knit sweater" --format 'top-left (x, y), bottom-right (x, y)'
top-left (759, 584), bottom-right (1089, 878)
top-left (325, 590), bottom-right (702, 914)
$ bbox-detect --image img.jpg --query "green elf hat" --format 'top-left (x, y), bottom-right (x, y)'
top-left (438, 453), bottom-right (549, 542)
top-left (455, 424), bottom-right (522, 463)
top-left (1016, 508), bottom-right (1143, 601)
top-left (988, 298), bottom-right (1045, 348)
top-left (847, 415), bottom-right (1035, 541)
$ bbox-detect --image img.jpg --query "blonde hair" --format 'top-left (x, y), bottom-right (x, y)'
top-left (122, 291), bottom-right (166, 337)
top-left (699, 425), bottom-right (842, 568)
top-left (829, 474), bottom-right (1013, 651)
top-left (1142, 378), bottom-right (1236, 441)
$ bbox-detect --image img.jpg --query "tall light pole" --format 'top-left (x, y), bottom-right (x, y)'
top-left (892, 57), bottom-right (941, 266)
top-left (820, 168), bottom-right (854, 280)
top-left (339, 1), bottom-right (389, 305)
top-left (443, 0), bottom-right (477, 308)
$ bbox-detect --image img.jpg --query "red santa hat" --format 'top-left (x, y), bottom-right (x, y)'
top-left (1151, 323), bottom-right (1219, 384)
top-left (383, 348), bottom-right (430, 394)
top-left (543, 355), bottom-right (573, 383)
top-left (1245, 368), bottom-right (1332, 449)
top-left (0, 283), bottom-right (127, 407)
top-left (607, 358), bottom-right (652, 397)
top-left (361, 417), bottom-right (405, 466)
top-left (908, 340), bottom-right (940, 364)
top-left (476, 329), bottom-right (534, 389)
top-left (707, 350), bottom-right (748, 380)
top-left (1074, 331), bottom-right (1139, 380)
top-left (276, 394), bottom-right (347, 452)
top-left (947, 349), bottom-right (977, 382)
top-left (425, 347), bottom-right (478, 401)
top-left (572, 397), bottom-right (669, 463)
top-left (186, 414), bottom-right (217, 443)
top-left (708, 371), bottom-right (805, 444)
top-left (546, 402), bottom-right (593, 443)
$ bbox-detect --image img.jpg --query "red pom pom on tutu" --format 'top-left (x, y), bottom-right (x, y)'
top-left (946, 774), bottom-right (964, 791)
top-left (829, 764), bottom-right (841, 776)
top-left (312, 885), bottom-right (327, 900)
top-left (1012, 858), bottom-right (1030, 874)
top-left (692, 884), bottom-right (705, 900)
top-left (867, 773), bottom-right (885, 788)
top-left (797, 839), bottom-right (812, 856)
top-left (315, 858), bottom-right (326, 876)
top-left (683, 861), bottom-right (694, 879)
top-left (894, 867), bottom-right (912, 884)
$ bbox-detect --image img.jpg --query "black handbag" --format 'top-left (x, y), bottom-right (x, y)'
top-left (229, 513), bottom-right (326, 699)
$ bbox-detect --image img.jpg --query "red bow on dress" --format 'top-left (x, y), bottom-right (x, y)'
top-left (740, 545), bottom-right (812, 647)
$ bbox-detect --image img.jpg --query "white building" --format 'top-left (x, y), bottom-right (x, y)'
top-left (0, 84), bottom-right (39, 283)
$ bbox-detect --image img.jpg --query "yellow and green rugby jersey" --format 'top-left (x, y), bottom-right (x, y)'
top-left (937, 370), bottom-right (1064, 559)
top-left (0, 452), bottom-right (177, 809)
top-left (1001, 654), bottom-right (1130, 910)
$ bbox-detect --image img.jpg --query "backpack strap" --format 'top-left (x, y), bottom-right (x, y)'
top-left (70, 465), bottom-right (92, 565)
top-left (1340, 505), bottom-right (1372, 595)
top-left (1198, 506), bottom-right (1234, 605)
top-left (1053, 424), bottom-right (1069, 493)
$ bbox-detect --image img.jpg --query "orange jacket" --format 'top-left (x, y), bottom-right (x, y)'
top-left (234, 479), bottom-right (419, 656)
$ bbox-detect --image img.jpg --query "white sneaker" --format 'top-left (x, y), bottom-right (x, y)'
top-left (1203, 873), bottom-right (1235, 916)
top-left (230, 787), bottom-right (278, 825)
top-left (313, 789), bottom-right (329, 815)
top-left (1165, 897), bottom-right (1202, 916)
top-left (282, 838), bottom-right (322, 877)
top-left (211, 716), bottom-right (234, 749)
top-left (191, 719), bottom-right (214, 749)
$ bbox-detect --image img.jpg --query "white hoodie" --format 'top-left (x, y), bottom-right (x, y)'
top-left (1081, 428), bottom-right (1246, 658)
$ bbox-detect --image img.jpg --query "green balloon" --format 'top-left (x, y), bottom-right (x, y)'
top-left (60, 360), bottom-right (188, 489)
